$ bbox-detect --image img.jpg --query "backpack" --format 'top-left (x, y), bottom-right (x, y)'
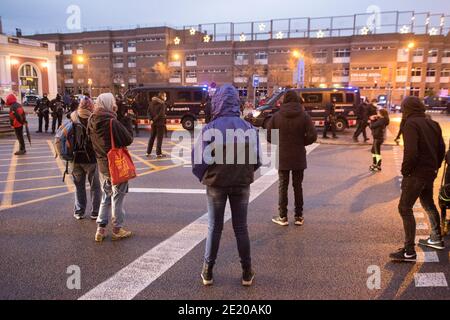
top-left (53, 120), bottom-right (74, 182)
top-left (73, 121), bottom-right (91, 162)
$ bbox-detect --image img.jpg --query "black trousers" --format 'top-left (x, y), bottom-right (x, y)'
top-left (353, 120), bottom-right (368, 140)
top-left (38, 112), bottom-right (49, 132)
top-left (371, 139), bottom-right (383, 166)
top-left (52, 113), bottom-right (63, 133)
top-left (323, 120), bottom-right (337, 138)
top-left (279, 170), bottom-right (304, 218)
top-left (147, 125), bottom-right (165, 156)
top-left (14, 126), bottom-right (26, 152)
top-left (399, 176), bottom-right (442, 253)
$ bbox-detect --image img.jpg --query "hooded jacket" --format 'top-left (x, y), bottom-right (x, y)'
top-left (401, 97), bottom-right (446, 179)
top-left (88, 109), bottom-right (134, 178)
top-left (35, 96), bottom-right (50, 114)
top-left (192, 84), bottom-right (261, 187)
top-left (7, 94), bottom-right (26, 128)
top-left (266, 99), bottom-right (317, 171)
top-left (148, 96), bottom-right (167, 127)
top-left (370, 117), bottom-right (390, 140)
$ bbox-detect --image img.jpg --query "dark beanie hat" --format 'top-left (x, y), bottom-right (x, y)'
top-left (283, 91), bottom-right (301, 104)
top-left (402, 96), bottom-right (426, 118)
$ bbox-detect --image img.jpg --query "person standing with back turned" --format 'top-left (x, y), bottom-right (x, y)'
top-left (147, 92), bottom-right (167, 158)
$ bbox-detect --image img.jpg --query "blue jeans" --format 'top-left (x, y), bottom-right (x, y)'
top-left (205, 186), bottom-right (251, 269)
top-left (71, 163), bottom-right (101, 216)
top-left (97, 172), bottom-right (129, 228)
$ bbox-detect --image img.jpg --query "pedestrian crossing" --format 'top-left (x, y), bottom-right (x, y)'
top-left (392, 146), bottom-right (449, 289)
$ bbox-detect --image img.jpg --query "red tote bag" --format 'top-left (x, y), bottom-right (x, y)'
top-left (107, 119), bottom-right (137, 185)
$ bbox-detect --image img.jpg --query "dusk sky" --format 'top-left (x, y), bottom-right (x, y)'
top-left (1, 0), bottom-right (449, 35)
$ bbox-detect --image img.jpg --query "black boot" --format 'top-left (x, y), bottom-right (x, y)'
top-left (201, 263), bottom-right (214, 286)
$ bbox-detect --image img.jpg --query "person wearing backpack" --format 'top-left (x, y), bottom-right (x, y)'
top-left (6, 93), bottom-right (27, 155)
top-left (69, 98), bottom-right (101, 220)
top-left (267, 91), bottom-right (318, 227)
top-left (88, 93), bottom-right (134, 242)
top-left (50, 94), bottom-right (65, 134)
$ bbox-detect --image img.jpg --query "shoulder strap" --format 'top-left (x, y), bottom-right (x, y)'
top-left (110, 119), bottom-right (116, 149)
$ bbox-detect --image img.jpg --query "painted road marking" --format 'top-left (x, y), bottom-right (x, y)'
top-left (0, 142), bottom-right (18, 209)
top-left (129, 188), bottom-right (205, 194)
top-left (79, 143), bottom-right (320, 300)
top-left (416, 252), bottom-right (440, 263)
top-left (414, 273), bottom-right (448, 287)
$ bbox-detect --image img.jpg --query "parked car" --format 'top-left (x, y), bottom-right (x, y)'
top-left (124, 86), bottom-right (209, 130)
top-left (424, 96), bottom-right (450, 113)
top-left (22, 94), bottom-right (41, 107)
top-left (245, 87), bottom-right (360, 132)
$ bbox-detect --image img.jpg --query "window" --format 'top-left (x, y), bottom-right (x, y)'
top-left (333, 68), bottom-right (349, 77)
top-left (346, 93), bottom-right (355, 103)
top-left (301, 93), bottom-right (323, 103)
top-left (396, 67), bottom-right (407, 77)
top-left (64, 58), bottom-right (72, 65)
top-left (135, 91), bottom-right (149, 114)
top-left (428, 49), bottom-right (438, 57)
top-left (114, 56), bottom-right (124, 63)
top-left (255, 52), bottom-right (268, 60)
top-left (331, 93), bottom-right (344, 103)
top-left (413, 48), bottom-right (424, 57)
top-left (186, 71), bottom-right (197, 78)
top-left (63, 44), bottom-right (72, 51)
top-left (20, 64), bottom-right (38, 77)
top-left (411, 68), bottom-right (422, 77)
top-left (426, 68), bottom-right (436, 77)
top-left (193, 91), bottom-right (203, 102)
top-left (113, 41), bottom-right (123, 49)
top-left (441, 68), bottom-right (450, 77)
top-left (333, 48), bottom-right (351, 58)
top-left (235, 52), bottom-right (248, 60)
top-left (128, 56), bottom-right (137, 63)
top-left (186, 54), bottom-right (197, 62)
top-left (177, 91), bottom-right (192, 102)
top-left (313, 49), bottom-right (327, 59)
top-left (444, 50), bottom-right (450, 58)
top-left (128, 40), bottom-right (136, 48)
top-left (410, 87), bottom-right (420, 97)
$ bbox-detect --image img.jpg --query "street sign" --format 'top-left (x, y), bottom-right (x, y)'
top-left (252, 75), bottom-right (260, 88)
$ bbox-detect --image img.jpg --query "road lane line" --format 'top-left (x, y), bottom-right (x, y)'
top-left (79, 143), bottom-right (319, 300)
top-left (0, 185), bottom-right (66, 194)
top-left (0, 161), bottom-right (56, 167)
top-left (414, 273), bottom-right (448, 287)
top-left (416, 252), bottom-right (440, 263)
top-left (0, 142), bottom-right (18, 209)
top-left (0, 175), bottom-right (61, 184)
top-left (129, 188), bottom-right (205, 194)
top-left (0, 191), bottom-right (72, 212)
top-left (0, 167), bottom-right (61, 175)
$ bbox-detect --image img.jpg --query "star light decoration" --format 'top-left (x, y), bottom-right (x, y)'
top-left (203, 34), bottom-right (211, 43)
top-left (400, 25), bottom-right (410, 34)
top-left (240, 33), bottom-right (247, 42)
top-left (316, 30), bottom-right (325, 38)
top-left (174, 37), bottom-right (181, 45)
top-left (360, 26), bottom-right (370, 35)
top-left (258, 23), bottom-right (266, 32)
top-left (429, 27), bottom-right (438, 36)
top-left (275, 31), bottom-right (284, 39)
top-left (189, 27), bottom-right (196, 36)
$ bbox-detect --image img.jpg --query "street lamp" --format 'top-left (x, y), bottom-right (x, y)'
top-left (404, 41), bottom-right (415, 99)
top-left (76, 54), bottom-right (91, 96)
top-left (291, 50), bottom-right (305, 88)
top-left (173, 53), bottom-right (185, 86)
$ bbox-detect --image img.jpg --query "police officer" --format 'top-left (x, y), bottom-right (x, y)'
top-left (323, 98), bottom-right (338, 139)
top-left (50, 94), bottom-right (65, 134)
top-left (34, 93), bottom-right (50, 133)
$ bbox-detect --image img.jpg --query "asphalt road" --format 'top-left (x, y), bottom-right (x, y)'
top-left (0, 114), bottom-right (449, 300)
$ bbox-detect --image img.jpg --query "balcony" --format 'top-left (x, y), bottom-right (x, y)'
top-left (313, 58), bottom-right (327, 64)
top-left (77, 64), bottom-right (84, 70)
top-left (64, 79), bottom-right (74, 84)
top-left (440, 77), bottom-right (450, 83)
top-left (76, 49), bottom-right (83, 55)
top-left (234, 77), bottom-right (248, 83)
top-left (113, 63), bottom-right (124, 69)
top-left (396, 76), bottom-right (407, 83)
top-left (332, 76), bottom-right (349, 83)
top-left (428, 57), bottom-right (438, 63)
top-left (113, 47), bottom-right (124, 53)
top-left (169, 61), bottom-right (181, 67)
top-left (169, 77), bottom-right (182, 84)
top-left (333, 57), bottom-right (350, 64)
top-left (127, 47), bottom-right (136, 53)
top-left (411, 76), bottom-right (422, 82)
top-left (186, 61), bottom-right (197, 67)
top-left (64, 64), bottom-right (73, 70)
top-left (426, 77), bottom-right (436, 83)
top-left (63, 49), bottom-right (72, 55)
top-left (234, 59), bottom-right (249, 66)
top-left (412, 56), bottom-right (423, 63)
top-left (186, 77), bottom-right (198, 84)
top-left (128, 78), bottom-right (137, 84)
top-left (128, 63), bottom-right (136, 68)
top-left (254, 59), bottom-right (268, 65)
top-left (312, 76), bottom-right (326, 83)
top-left (443, 57), bottom-right (450, 63)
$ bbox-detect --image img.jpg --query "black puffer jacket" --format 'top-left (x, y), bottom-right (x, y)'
top-left (88, 110), bottom-right (134, 177)
top-left (402, 113), bottom-right (446, 179)
top-left (267, 102), bottom-right (317, 171)
top-left (370, 117), bottom-right (389, 140)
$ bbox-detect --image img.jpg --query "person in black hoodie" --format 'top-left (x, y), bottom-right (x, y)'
top-left (88, 93), bottom-right (134, 243)
top-left (146, 92), bottom-right (167, 158)
top-left (390, 96), bottom-right (446, 263)
top-left (353, 99), bottom-right (370, 143)
top-left (267, 91), bottom-right (318, 226)
top-left (50, 94), bottom-right (65, 134)
top-left (70, 98), bottom-right (101, 221)
top-left (35, 93), bottom-right (50, 133)
top-left (369, 108), bottom-right (390, 172)
top-left (323, 98), bottom-right (337, 139)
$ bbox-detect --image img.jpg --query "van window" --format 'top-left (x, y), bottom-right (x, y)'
top-left (136, 91), bottom-right (148, 107)
top-left (331, 93), bottom-right (344, 103)
top-left (346, 93), bottom-right (355, 103)
top-left (302, 93), bottom-right (323, 103)
top-left (177, 91), bottom-right (192, 102)
top-left (193, 91), bottom-right (203, 102)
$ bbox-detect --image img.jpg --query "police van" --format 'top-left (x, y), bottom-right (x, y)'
top-left (245, 87), bottom-right (360, 132)
top-left (124, 86), bottom-right (209, 130)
